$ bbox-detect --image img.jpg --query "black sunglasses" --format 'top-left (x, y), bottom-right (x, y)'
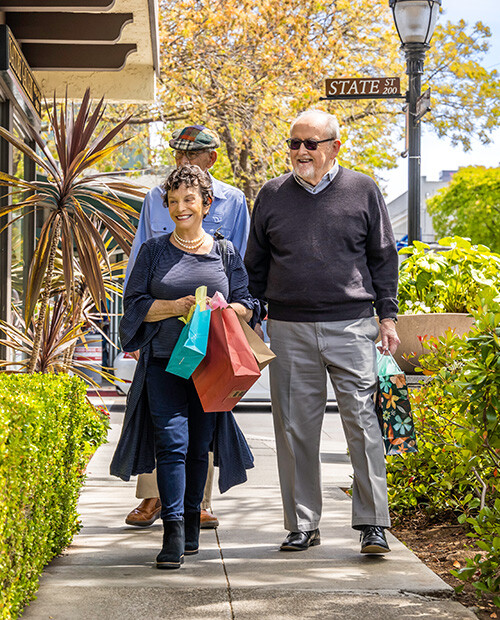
top-left (286, 138), bottom-right (336, 151)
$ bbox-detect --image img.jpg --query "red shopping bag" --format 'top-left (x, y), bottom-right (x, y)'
top-left (192, 307), bottom-right (261, 411)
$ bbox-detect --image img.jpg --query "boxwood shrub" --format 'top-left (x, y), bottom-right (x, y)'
top-left (386, 306), bottom-right (500, 606)
top-left (0, 373), bottom-right (109, 619)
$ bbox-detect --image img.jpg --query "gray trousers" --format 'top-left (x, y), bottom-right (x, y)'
top-left (267, 317), bottom-right (390, 532)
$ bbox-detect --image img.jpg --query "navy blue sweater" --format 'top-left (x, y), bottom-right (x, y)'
top-left (245, 168), bottom-right (398, 322)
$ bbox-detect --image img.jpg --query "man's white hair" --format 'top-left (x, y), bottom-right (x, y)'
top-left (290, 109), bottom-right (340, 140)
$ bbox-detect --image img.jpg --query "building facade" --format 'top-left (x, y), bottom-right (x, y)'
top-left (386, 171), bottom-right (456, 245)
top-left (0, 1), bottom-right (159, 360)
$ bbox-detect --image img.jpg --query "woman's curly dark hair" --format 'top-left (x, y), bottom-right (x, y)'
top-left (162, 165), bottom-right (213, 212)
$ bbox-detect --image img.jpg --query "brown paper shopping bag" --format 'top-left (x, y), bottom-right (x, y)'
top-left (236, 316), bottom-right (276, 371)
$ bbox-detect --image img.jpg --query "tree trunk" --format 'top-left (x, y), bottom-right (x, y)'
top-left (63, 293), bottom-right (85, 367)
top-left (27, 216), bottom-right (62, 374)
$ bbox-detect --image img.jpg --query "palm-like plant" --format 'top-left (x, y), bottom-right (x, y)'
top-left (0, 231), bottom-right (127, 383)
top-left (0, 296), bottom-right (116, 385)
top-left (0, 295), bottom-right (85, 374)
top-left (51, 224), bottom-right (128, 365)
top-left (0, 89), bottom-right (145, 373)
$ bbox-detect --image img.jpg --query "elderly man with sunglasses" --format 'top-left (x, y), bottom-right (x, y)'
top-left (245, 109), bottom-right (400, 555)
top-left (122, 125), bottom-right (250, 531)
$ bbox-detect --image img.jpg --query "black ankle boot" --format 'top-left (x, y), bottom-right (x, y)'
top-left (156, 519), bottom-right (184, 569)
top-left (184, 511), bottom-right (201, 555)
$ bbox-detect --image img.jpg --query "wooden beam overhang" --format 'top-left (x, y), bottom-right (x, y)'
top-left (0, 1), bottom-right (116, 9)
top-left (23, 42), bottom-right (137, 70)
top-left (6, 12), bottom-right (134, 43)
top-left (0, 0), bottom-right (159, 104)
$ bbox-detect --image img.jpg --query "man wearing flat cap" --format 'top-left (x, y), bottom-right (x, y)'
top-left (122, 124), bottom-right (250, 530)
top-left (125, 125), bottom-right (250, 280)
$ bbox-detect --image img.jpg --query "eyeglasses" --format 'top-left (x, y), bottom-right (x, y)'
top-left (286, 138), bottom-right (336, 151)
top-left (174, 150), bottom-right (209, 161)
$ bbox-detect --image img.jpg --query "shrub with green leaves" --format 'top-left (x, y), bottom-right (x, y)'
top-left (0, 374), bottom-right (109, 619)
top-left (386, 305), bottom-right (500, 606)
top-left (427, 166), bottom-right (500, 254)
top-left (398, 236), bottom-right (500, 314)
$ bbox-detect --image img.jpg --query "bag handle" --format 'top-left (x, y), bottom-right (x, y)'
top-left (376, 348), bottom-right (403, 377)
top-left (180, 285), bottom-right (207, 324)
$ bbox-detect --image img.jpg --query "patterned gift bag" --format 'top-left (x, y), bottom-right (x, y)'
top-left (375, 350), bottom-right (418, 456)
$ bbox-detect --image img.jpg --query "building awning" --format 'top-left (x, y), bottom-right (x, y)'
top-left (0, 0), bottom-right (159, 103)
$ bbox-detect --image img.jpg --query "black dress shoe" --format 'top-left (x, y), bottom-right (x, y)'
top-left (280, 529), bottom-right (320, 551)
top-left (360, 525), bottom-right (391, 554)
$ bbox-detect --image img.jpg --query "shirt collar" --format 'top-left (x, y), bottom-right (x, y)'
top-left (209, 172), bottom-right (226, 199)
top-left (293, 160), bottom-right (339, 194)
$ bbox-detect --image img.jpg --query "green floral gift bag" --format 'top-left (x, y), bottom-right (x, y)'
top-left (375, 349), bottom-right (418, 456)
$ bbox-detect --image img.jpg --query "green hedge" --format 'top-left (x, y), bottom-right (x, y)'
top-left (0, 373), bottom-right (109, 619)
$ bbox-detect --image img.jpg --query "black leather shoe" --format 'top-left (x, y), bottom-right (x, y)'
top-left (280, 529), bottom-right (320, 551)
top-left (360, 526), bottom-right (391, 554)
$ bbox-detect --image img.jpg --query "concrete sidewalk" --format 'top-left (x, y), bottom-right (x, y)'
top-left (23, 397), bottom-right (477, 620)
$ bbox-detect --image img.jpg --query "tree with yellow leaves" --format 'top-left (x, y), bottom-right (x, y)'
top-left (155, 0), bottom-right (402, 199)
top-left (105, 1), bottom-right (499, 202)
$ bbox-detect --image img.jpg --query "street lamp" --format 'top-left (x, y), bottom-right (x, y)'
top-left (389, 0), bottom-right (441, 244)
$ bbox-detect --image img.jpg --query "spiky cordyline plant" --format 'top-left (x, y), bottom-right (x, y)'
top-left (63, 231), bottom-right (129, 373)
top-left (0, 296), bottom-right (116, 386)
top-left (2, 223), bottom-right (127, 383)
top-left (0, 89), bottom-right (145, 373)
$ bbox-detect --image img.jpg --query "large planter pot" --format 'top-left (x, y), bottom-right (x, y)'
top-left (392, 313), bottom-right (475, 374)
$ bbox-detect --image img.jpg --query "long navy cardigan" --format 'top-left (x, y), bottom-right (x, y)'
top-left (109, 236), bottom-right (258, 493)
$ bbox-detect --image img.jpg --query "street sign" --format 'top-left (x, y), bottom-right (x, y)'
top-left (415, 88), bottom-right (431, 121)
top-left (324, 77), bottom-right (402, 100)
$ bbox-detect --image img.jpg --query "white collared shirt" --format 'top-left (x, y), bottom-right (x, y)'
top-left (293, 160), bottom-right (339, 194)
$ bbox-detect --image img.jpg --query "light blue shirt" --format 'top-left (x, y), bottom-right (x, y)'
top-left (124, 173), bottom-right (250, 288)
top-left (293, 161), bottom-right (339, 194)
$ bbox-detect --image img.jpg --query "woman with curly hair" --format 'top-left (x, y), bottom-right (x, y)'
top-left (111, 165), bottom-right (261, 569)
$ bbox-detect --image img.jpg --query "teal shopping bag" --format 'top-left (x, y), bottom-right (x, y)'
top-left (166, 286), bottom-right (211, 379)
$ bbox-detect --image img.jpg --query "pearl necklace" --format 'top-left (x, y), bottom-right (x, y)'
top-left (173, 230), bottom-right (206, 251)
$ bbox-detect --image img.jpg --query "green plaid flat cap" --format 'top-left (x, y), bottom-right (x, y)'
top-left (169, 125), bottom-right (220, 151)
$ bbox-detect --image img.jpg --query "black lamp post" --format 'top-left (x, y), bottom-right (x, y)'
top-left (389, 0), bottom-right (441, 244)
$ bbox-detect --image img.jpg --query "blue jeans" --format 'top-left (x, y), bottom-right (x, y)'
top-left (146, 358), bottom-right (217, 520)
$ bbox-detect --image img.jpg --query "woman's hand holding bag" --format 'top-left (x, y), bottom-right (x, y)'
top-left (166, 286), bottom-right (211, 379)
